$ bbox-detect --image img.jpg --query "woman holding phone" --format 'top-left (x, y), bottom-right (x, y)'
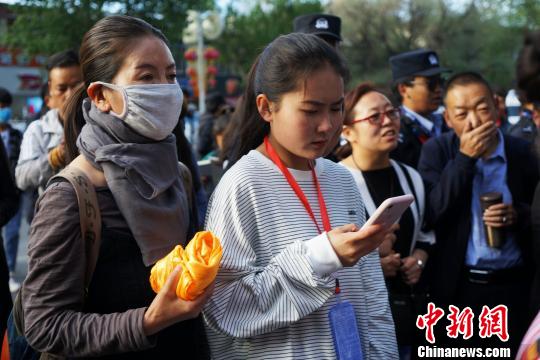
top-left (203, 34), bottom-right (398, 359)
top-left (338, 83), bottom-right (435, 359)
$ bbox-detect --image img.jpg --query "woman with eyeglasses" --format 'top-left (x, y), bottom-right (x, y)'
top-left (337, 83), bottom-right (435, 359)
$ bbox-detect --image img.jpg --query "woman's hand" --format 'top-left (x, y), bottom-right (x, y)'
top-left (381, 252), bottom-right (401, 278)
top-left (378, 225), bottom-right (400, 277)
top-left (143, 266), bottom-right (214, 336)
top-left (328, 223), bottom-right (399, 267)
top-left (378, 224), bottom-right (399, 257)
top-left (400, 256), bottom-right (421, 285)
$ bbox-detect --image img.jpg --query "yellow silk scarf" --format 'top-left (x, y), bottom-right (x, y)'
top-left (150, 231), bottom-right (222, 300)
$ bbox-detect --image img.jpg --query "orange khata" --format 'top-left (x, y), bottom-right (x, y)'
top-left (150, 230), bottom-right (222, 300)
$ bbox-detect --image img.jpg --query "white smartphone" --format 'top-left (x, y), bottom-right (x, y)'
top-left (361, 194), bottom-right (414, 229)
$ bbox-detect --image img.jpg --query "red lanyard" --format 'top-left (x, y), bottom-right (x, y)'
top-left (264, 136), bottom-right (331, 234)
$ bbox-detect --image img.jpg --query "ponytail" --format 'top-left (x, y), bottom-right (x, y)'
top-left (334, 142), bottom-right (352, 161)
top-left (63, 83), bottom-right (87, 164)
top-left (225, 56), bottom-right (269, 168)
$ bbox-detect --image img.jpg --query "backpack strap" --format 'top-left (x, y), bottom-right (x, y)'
top-left (12, 167), bottom-right (102, 341)
top-left (49, 167), bottom-right (102, 292)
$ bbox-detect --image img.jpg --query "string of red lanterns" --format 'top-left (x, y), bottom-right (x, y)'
top-left (184, 46), bottom-right (221, 97)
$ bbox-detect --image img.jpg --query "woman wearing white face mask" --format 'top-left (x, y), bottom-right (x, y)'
top-left (20, 16), bottom-right (212, 358)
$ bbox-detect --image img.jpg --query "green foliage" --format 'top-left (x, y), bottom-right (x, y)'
top-left (329, 0), bottom-right (533, 90)
top-left (116, 0), bottom-right (213, 44)
top-left (478, 0), bottom-right (540, 29)
top-left (2, 0), bottom-right (213, 55)
top-left (2, 1), bottom-right (104, 54)
top-left (212, 0), bottom-right (323, 77)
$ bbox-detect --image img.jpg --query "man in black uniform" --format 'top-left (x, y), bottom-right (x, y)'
top-left (390, 49), bottom-right (450, 168)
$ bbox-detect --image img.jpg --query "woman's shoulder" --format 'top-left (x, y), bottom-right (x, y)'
top-left (35, 177), bottom-right (88, 227)
top-left (69, 155), bottom-right (108, 187)
top-left (319, 159), bottom-right (357, 187)
top-left (29, 180), bottom-right (81, 251)
top-left (321, 158), bottom-right (353, 174)
top-left (391, 160), bottom-right (422, 183)
top-left (218, 151), bottom-right (274, 188)
top-left (39, 179), bottom-right (78, 207)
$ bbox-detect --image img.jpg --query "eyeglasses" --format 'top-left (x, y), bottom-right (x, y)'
top-left (408, 76), bottom-right (444, 91)
top-left (351, 108), bottom-right (401, 126)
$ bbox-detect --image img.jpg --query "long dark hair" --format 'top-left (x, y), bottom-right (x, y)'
top-left (334, 83), bottom-right (377, 160)
top-left (225, 33), bottom-right (349, 168)
top-left (64, 15), bottom-right (168, 163)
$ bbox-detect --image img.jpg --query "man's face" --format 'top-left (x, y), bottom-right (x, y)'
top-left (47, 65), bottom-right (83, 110)
top-left (400, 75), bottom-right (443, 115)
top-left (444, 82), bottom-right (498, 138)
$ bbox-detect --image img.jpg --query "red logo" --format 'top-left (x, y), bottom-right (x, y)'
top-left (446, 305), bottom-right (474, 340)
top-left (479, 305), bottom-right (509, 342)
top-left (417, 304), bottom-right (509, 343)
top-left (416, 302), bottom-right (445, 344)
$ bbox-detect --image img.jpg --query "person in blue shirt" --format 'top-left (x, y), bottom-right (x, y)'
top-left (418, 71), bottom-right (538, 355)
top-left (389, 49), bottom-right (451, 168)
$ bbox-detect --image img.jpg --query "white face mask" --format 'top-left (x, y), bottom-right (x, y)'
top-left (93, 81), bottom-right (183, 141)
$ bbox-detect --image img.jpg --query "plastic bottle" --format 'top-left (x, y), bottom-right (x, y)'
top-left (505, 89), bottom-right (522, 125)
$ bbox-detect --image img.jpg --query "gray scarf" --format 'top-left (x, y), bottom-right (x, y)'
top-left (77, 99), bottom-right (189, 266)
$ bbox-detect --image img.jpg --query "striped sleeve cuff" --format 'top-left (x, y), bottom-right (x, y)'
top-left (304, 232), bottom-right (343, 277)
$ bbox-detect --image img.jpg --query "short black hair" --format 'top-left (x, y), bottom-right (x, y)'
top-left (40, 82), bottom-right (49, 100)
top-left (492, 85), bottom-right (507, 98)
top-left (205, 92), bottom-right (226, 114)
top-left (443, 71), bottom-right (494, 103)
top-left (391, 75), bottom-right (415, 103)
top-left (46, 49), bottom-right (80, 73)
top-left (0, 87), bottom-right (13, 106)
top-left (213, 111), bottom-right (232, 136)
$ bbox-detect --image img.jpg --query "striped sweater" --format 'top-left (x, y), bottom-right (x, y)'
top-left (203, 150), bottom-right (398, 359)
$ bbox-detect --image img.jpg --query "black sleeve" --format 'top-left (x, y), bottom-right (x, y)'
top-left (0, 140), bottom-right (18, 227)
top-left (391, 125), bottom-right (420, 169)
top-left (418, 137), bottom-right (477, 227)
top-left (513, 140), bottom-right (539, 235)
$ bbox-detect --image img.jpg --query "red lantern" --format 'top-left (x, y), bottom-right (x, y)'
top-left (187, 67), bottom-right (197, 77)
top-left (184, 49), bottom-right (197, 61)
top-left (203, 47), bottom-right (220, 60)
top-left (208, 78), bottom-right (217, 88)
top-left (206, 65), bottom-right (218, 76)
